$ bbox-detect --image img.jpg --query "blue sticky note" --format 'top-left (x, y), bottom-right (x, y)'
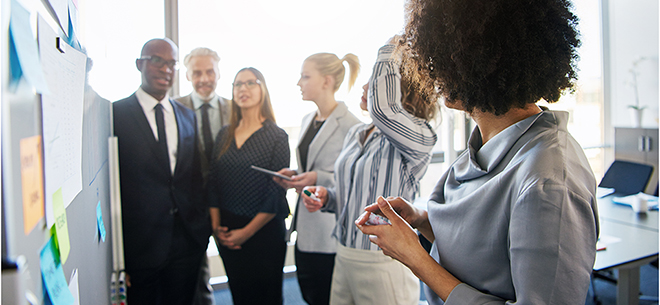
top-left (40, 237), bottom-right (75, 305)
top-left (96, 201), bottom-right (106, 242)
top-left (9, 32), bottom-right (22, 90)
top-left (66, 3), bottom-right (81, 51)
top-left (9, 0), bottom-right (50, 94)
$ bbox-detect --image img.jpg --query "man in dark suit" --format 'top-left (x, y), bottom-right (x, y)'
top-left (113, 38), bottom-right (210, 305)
top-left (175, 47), bottom-right (231, 181)
top-left (175, 47), bottom-right (231, 305)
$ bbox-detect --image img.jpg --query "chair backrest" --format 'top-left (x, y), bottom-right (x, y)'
top-left (599, 160), bottom-right (654, 196)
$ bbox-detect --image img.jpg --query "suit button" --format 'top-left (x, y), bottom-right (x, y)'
top-left (170, 208), bottom-right (178, 215)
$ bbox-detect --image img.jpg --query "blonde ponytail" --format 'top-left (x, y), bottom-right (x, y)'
top-left (341, 53), bottom-right (360, 90)
top-left (305, 52), bottom-right (360, 92)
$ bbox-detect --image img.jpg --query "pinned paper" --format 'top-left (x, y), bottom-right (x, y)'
top-left (40, 237), bottom-right (75, 305)
top-left (20, 136), bottom-right (45, 234)
top-left (96, 201), bottom-right (106, 242)
top-left (47, 0), bottom-right (69, 36)
top-left (39, 14), bottom-right (85, 226)
top-left (52, 189), bottom-right (71, 264)
top-left (9, 0), bottom-right (50, 93)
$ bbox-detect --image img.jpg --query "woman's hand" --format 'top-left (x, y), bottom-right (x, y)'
top-left (356, 196), bottom-right (424, 264)
top-left (213, 225), bottom-right (228, 239)
top-left (273, 168), bottom-right (297, 189)
top-left (217, 227), bottom-right (252, 250)
top-left (216, 213), bottom-right (274, 250)
top-left (288, 171), bottom-right (318, 193)
top-left (214, 225), bottom-right (238, 248)
top-left (387, 34), bottom-right (402, 45)
top-left (363, 196), bottom-right (425, 229)
top-left (357, 196), bottom-right (460, 301)
top-left (301, 186), bottom-right (327, 213)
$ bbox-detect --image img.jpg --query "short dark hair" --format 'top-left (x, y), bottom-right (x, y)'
top-left (401, 0), bottom-right (581, 115)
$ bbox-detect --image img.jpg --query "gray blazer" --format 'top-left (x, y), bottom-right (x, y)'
top-left (175, 94), bottom-right (232, 181)
top-left (292, 102), bottom-right (361, 253)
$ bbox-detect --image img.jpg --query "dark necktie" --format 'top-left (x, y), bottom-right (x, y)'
top-left (154, 103), bottom-right (170, 168)
top-left (200, 103), bottom-right (214, 161)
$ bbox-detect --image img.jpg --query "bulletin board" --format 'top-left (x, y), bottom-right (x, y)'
top-left (1, 0), bottom-right (114, 303)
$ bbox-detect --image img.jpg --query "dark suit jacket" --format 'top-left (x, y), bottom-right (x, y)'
top-left (113, 93), bottom-right (210, 271)
top-left (174, 94), bottom-right (231, 181)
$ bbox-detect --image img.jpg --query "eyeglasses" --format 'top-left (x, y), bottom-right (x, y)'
top-left (232, 79), bottom-right (261, 89)
top-left (139, 55), bottom-right (178, 70)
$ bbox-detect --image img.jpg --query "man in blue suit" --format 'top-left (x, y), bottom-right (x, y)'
top-left (113, 38), bottom-right (211, 305)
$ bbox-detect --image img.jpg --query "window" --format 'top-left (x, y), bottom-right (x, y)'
top-left (177, 0), bottom-right (412, 219)
top-left (541, 0), bottom-right (605, 178)
top-left (79, 0), bottom-right (605, 201)
top-left (78, 0), bottom-right (164, 102)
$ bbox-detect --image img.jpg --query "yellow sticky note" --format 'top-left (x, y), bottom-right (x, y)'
top-left (52, 188), bottom-right (70, 264)
top-left (20, 135), bottom-right (44, 234)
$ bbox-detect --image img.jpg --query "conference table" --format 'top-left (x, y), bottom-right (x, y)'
top-left (594, 196), bottom-right (659, 305)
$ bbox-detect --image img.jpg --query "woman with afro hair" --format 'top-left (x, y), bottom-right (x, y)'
top-left (356, 0), bottom-right (599, 304)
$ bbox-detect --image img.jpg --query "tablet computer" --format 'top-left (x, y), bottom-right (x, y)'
top-left (250, 165), bottom-right (293, 181)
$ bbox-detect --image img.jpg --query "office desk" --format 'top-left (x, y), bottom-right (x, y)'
top-left (598, 196), bottom-right (658, 232)
top-left (594, 197), bottom-right (659, 305)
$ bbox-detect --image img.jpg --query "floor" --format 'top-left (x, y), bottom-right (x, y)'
top-left (213, 263), bottom-right (658, 305)
top-left (213, 276), bottom-right (305, 305)
top-left (587, 263), bottom-right (659, 305)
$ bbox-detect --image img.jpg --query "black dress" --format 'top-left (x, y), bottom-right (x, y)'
top-left (208, 120), bottom-right (290, 305)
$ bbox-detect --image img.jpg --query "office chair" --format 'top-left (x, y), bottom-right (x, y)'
top-left (598, 160), bottom-right (654, 196)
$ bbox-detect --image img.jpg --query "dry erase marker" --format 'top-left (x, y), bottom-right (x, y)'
top-left (303, 190), bottom-right (320, 201)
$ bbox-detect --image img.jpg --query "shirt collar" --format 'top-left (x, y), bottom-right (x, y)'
top-left (191, 91), bottom-right (218, 110)
top-left (453, 111), bottom-right (558, 181)
top-left (355, 123), bottom-right (380, 146)
top-left (136, 87), bottom-right (173, 113)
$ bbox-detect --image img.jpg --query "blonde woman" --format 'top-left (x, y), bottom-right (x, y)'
top-left (208, 67), bottom-right (290, 305)
top-left (274, 53), bottom-right (361, 305)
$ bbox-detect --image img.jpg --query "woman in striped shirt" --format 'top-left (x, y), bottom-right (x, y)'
top-left (302, 38), bottom-right (438, 305)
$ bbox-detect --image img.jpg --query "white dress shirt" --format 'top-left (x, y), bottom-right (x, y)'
top-left (136, 87), bottom-right (178, 174)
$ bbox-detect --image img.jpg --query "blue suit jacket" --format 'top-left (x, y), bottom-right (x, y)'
top-left (113, 93), bottom-right (210, 271)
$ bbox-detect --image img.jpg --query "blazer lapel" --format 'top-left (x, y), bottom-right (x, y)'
top-left (296, 112), bottom-right (315, 169)
top-left (128, 95), bottom-right (172, 169)
top-left (305, 104), bottom-right (346, 170)
top-left (171, 99), bottom-right (193, 178)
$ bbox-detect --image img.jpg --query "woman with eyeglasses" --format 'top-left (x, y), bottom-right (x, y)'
top-left (273, 52), bottom-right (361, 305)
top-left (207, 67), bottom-right (290, 305)
top-left (301, 37), bottom-right (438, 305)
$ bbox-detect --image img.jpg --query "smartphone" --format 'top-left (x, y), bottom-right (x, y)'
top-left (365, 213), bottom-right (391, 225)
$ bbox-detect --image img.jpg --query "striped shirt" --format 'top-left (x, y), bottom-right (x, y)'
top-left (324, 44), bottom-right (438, 251)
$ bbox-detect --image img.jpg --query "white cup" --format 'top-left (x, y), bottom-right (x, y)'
top-left (631, 195), bottom-right (648, 213)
